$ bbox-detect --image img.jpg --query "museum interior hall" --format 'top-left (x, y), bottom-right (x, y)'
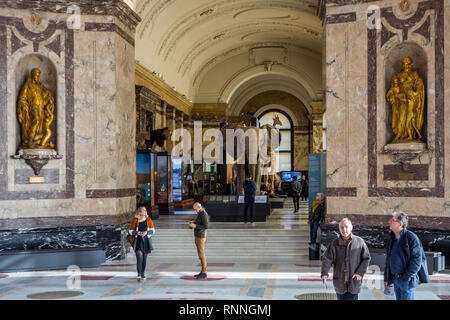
top-left (0, 0), bottom-right (450, 301)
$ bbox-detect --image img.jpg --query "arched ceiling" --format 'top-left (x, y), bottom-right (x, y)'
top-left (133, 0), bottom-right (323, 103)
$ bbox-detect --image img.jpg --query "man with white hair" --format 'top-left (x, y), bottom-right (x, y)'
top-left (321, 218), bottom-right (371, 300)
top-left (189, 202), bottom-right (209, 279)
top-left (384, 212), bottom-right (429, 300)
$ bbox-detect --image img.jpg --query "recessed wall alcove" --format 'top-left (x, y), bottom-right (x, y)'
top-left (384, 41), bottom-right (428, 146)
top-left (14, 54), bottom-right (58, 151)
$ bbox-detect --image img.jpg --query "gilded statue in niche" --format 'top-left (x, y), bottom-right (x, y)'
top-left (386, 56), bottom-right (425, 143)
top-left (17, 68), bottom-right (55, 149)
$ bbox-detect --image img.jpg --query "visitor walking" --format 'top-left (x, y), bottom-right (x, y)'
top-left (291, 176), bottom-right (301, 212)
top-left (309, 192), bottom-right (325, 244)
top-left (384, 212), bottom-right (429, 300)
top-left (128, 206), bottom-right (155, 281)
top-left (300, 175), bottom-right (308, 201)
top-left (321, 218), bottom-right (371, 300)
top-left (189, 202), bottom-right (209, 279)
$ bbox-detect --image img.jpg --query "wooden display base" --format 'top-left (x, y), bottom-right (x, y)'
top-left (174, 198), bottom-right (194, 210)
top-left (158, 202), bottom-right (174, 215)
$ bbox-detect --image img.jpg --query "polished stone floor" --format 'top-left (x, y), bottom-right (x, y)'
top-left (1, 199), bottom-right (450, 300)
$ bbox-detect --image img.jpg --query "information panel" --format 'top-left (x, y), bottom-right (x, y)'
top-left (308, 153), bottom-right (326, 212)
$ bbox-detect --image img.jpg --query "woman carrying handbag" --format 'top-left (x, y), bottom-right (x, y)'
top-left (128, 206), bottom-right (155, 281)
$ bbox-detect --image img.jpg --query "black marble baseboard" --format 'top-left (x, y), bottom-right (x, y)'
top-left (0, 223), bottom-right (131, 261)
top-left (320, 225), bottom-right (450, 267)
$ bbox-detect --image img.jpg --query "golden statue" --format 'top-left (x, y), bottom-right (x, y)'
top-left (17, 68), bottom-right (55, 149)
top-left (386, 56), bottom-right (425, 143)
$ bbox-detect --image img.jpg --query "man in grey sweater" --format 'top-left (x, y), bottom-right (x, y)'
top-left (189, 202), bottom-right (209, 279)
top-left (321, 218), bottom-right (371, 300)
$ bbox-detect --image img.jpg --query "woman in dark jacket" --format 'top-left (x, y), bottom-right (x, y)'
top-left (128, 206), bottom-right (155, 281)
top-left (309, 192), bottom-right (325, 244)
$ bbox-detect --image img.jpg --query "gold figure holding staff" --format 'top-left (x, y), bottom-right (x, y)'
top-left (386, 56), bottom-right (425, 143)
top-left (17, 68), bottom-right (55, 149)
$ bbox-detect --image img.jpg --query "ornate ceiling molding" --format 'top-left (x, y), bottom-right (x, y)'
top-left (156, 1), bottom-right (321, 60)
top-left (178, 21), bottom-right (321, 76)
top-left (191, 41), bottom-right (320, 92)
top-left (137, 0), bottom-right (318, 40)
top-left (219, 65), bottom-right (317, 106)
top-left (229, 80), bottom-right (313, 119)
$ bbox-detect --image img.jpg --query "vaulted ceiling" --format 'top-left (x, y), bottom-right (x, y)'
top-left (131, 0), bottom-right (323, 110)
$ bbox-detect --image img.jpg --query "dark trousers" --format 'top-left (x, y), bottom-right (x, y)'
top-left (337, 292), bottom-right (359, 300)
top-left (135, 250), bottom-right (148, 276)
top-left (301, 192), bottom-right (308, 201)
top-left (310, 220), bottom-right (320, 244)
top-left (292, 195), bottom-right (299, 211)
top-left (244, 201), bottom-right (254, 223)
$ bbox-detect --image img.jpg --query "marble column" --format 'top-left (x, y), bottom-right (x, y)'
top-left (322, 0), bottom-right (450, 258)
top-left (0, 0), bottom-right (141, 260)
top-left (165, 104), bottom-right (176, 153)
top-left (310, 101), bottom-right (324, 154)
top-left (293, 125), bottom-right (311, 171)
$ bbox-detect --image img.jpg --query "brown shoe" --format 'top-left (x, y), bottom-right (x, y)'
top-left (196, 273), bottom-right (207, 279)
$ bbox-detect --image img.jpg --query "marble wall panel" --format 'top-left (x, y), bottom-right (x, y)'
top-left (114, 32), bottom-right (136, 190)
top-left (325, 0), bottom-right (447, 223)
top-left (293, 133), bottom-right (309, 171)
top-left (325, 21), bottom-right (350, 188)
top-left (444, 0), bottom-right (450, 200)
top-left (0, 5), bottom-right (137, 221)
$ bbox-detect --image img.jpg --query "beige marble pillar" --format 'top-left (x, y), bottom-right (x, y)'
top-left (165, 104), bottom-right (176, 153)
top-left (183, 114), bottom-right (194, 157)
top-left (0, 0), bottom-right (140, 260)
top-left (310, 101), bottom-right (324, 154)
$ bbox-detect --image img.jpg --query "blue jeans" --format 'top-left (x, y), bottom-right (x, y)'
top-left (310, 221), bottom-right (319, 243)
top-left (337, 292), bottom-right (358, 300)
top-left (394, 277), bottom-right (415, 300)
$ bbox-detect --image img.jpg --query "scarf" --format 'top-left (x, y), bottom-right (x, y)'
top-left (311, 200), bottom-right (324, 213)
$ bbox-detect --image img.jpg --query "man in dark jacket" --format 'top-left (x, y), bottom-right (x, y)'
top-left (243, 173), bottom-right (257, 225)
top-left (291, 176), bottom-right (301, 212)
top-left (189, 202), bottom-right (209, 279)
top-left (300, 175), bottom-right (308, 201)
top-left (384, 212), bottom-right (429, 300)
top-left (321, 218), bottom-right (371, 300)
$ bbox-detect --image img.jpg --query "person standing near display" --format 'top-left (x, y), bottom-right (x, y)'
top-left (189, 202), bottom-right (209, 279)
top-left (128, 206), bottom-right (155, 281)
top-left (309, 192), bottom-right (325, 244)
top-left (243, 173), bottom-right (257, 225)
top-left (300, 175), bottom-right (308, 201)
top-left (291, 176), bottom-right (301, 212)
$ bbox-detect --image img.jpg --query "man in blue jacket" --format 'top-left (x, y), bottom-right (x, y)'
top-left (243, 172), bottom-right (256, 225)
top-left (384, 212), bottom-right (429, 300)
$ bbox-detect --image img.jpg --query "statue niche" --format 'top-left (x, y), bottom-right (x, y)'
top-left (17, 68), bottom-right (55, 149)
top-left (384, 55), bottom-right (426, 170)
top-left (13, 64), bottom-right (62, 176)
top-left (386, 56), bottom-right (425, 143)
